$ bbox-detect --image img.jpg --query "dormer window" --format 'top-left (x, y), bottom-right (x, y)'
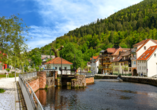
top-left (154, 53), bottom-right (156, 57)
top-left (144, 46), bottom-right (146, 50)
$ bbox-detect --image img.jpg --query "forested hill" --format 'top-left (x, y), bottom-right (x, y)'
top-left (31, 0), bottom-right (157, 68)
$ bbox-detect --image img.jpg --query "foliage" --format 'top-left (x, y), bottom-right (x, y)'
top-left (60, 43), bottom-right (83, 69)
top-left (88, 70), bottom-right (91, 73)
top-left (5, 68), bottom-right (10, 72)
top-left (0, 73), bottom-right (20, 78)
top-left (24, 66), bottom-right (29, 72)
top-left (0, 15), bottom-right (29, 71)
top-left (35, 66), bottom-right (39, 72)
top-left (28, 48), bottom-right (42, 67)
top-left (0, 89), bottom-right (5, 93)
top-left (122, 64), bottom-right (129, 71)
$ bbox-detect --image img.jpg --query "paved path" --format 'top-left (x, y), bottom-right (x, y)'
top-left (0, 77), bottom-right (20, 110)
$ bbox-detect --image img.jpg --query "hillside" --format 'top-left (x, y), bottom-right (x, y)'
top-left (31, 0), bottom-right (157, 68)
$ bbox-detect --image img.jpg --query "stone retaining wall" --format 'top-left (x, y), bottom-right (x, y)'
top-left (27, 77), bottom-right (39, 92)
top-left (95, 74), bottom-right (157, 86)
top-left (37, 71), bottom-right (46, 89)
top-left (86, 77), bottom-right (94, 84)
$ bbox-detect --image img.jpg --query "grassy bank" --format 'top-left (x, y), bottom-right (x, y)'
top-left (0, 89), bottom-right (5, 93)
top-left (0, 73), bottom-right (20, 78)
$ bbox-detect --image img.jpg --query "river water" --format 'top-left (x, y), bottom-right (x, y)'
top-left (36, 80), bottom-right (157, 110)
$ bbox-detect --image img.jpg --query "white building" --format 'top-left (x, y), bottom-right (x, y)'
top-left (136, 39), bottom-right (157, 59)
top-left (90, 56), bottom-right (99, 74)
top-left (137, 45), bottom-right (157, 77)
top-left (45, 57), bottom-right (73, 75)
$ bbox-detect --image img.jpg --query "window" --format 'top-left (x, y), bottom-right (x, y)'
top-left (55, 67), bottom-right (57, 69)
top-left (59, 67), bottom-right (61, 70)
top-left (154, 53), bottom-right (156, 57)
top-left (64, 67), bottom-right (67, 70)
top-left (134, 61), bottom-right (136, 64)
top-left (144, 46), bottom-right (146, 50)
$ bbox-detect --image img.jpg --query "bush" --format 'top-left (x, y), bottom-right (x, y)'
top-left (35, 67), bottom-right (39, 72)
top-left (88, 71), bottom-right (91, 73)
top-left (6, 68), bottom-right (10, 72)
top-left (0, 89), bottom-right (5, 93)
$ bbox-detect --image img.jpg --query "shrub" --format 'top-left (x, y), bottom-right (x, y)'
top-left (88, 71), bottom-right (91, 73)
top-left (35, 67), bottom-right (39, 72)
top-left (6, 68), bottom-right (10, 72)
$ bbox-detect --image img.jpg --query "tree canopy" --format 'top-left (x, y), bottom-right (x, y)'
top-left (0, 15), bottom-right (28, 69)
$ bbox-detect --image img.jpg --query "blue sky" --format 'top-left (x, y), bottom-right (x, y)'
top-left (0, 0), bottom-right (143, 50)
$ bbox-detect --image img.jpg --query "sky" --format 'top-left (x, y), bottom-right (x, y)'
top-left (0, 0), bottom-right (143, 50)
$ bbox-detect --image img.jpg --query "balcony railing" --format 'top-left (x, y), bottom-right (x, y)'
top-left (99, 54), bottom-right (111, 57)
top-left (131, 57), bottom-right (136, 60)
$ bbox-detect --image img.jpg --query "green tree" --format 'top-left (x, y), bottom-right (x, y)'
top-left (0, 15), bottom-right (28, 70)
top-left (60, 43), bottom-right (83, 69)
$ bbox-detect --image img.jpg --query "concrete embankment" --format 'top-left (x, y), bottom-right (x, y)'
top-left (95, 74), bottom-right (157, 86)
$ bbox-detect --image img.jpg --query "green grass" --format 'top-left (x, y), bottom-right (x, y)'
top-left (0, 89), bottom-right (5, 93)
top-left (0, 73), bottom-right (20, 78)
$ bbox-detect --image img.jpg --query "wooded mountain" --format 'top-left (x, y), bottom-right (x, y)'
top-left (31, 0), bottom-right (157, 68)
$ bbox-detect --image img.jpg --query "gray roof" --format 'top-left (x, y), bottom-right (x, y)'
top-left (100, 50), bottom-right (105, 53)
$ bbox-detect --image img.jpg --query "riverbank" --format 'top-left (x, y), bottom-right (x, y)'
top-left (95, 74), bottom-right (157, 87)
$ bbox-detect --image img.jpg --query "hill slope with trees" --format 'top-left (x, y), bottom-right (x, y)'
top-left (31, 0), bottom-right (157, 68)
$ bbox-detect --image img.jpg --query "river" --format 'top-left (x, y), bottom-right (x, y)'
top-left (36, 80), bottom-right (157, 110)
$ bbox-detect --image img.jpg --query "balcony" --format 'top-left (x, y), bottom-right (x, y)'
top-left (131, 57), bottom-right (136, 60)
top-left (103, 61), bottom-right (112, 64)
top-left (99, 54), bottom-right (111, 58)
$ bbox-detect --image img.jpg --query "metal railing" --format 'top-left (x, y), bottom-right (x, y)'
top-left (22, 72), bottom-right (37, 80)
top-left (19, 73), bottom-right (44, 110)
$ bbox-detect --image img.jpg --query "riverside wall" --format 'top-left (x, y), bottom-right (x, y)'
top-left (95, 74), bottom-right (157, 86)
top-left (86, 77), bottom-right (94, 84)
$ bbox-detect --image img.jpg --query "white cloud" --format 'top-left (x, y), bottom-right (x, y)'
top-left (27, 0), bottom-right (143, 49)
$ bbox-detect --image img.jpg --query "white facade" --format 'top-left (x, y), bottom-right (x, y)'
top-left (91, 60), bottom-right (99, 74)
top-left (137, 49), bottom-right (157, 77)
top-left (49, 64), bottom-right (71, 75)
top-left (137, 60), bottom-right (147, 76)
top-left (136, 40), bottom-right (157, 58)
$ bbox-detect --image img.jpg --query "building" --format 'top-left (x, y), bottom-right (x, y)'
top-left (99, 47), bottom-right (125, 74)
top-left (132, 39), bottom-right (157, 76)
top-left (112, 50), bottom-right (131, 75)
top-left (137, 45), bottom-right (157, 77)
top-left (131, 48), bottom-right (137, 75)
top-left (45, 57), bottom-right (73, 75)
top-left (135, 39), bottom-right (157, 59)
top-left (90, 56), bottom-right (99, 74)
top-left (0, 63), bottom-right (7, 70)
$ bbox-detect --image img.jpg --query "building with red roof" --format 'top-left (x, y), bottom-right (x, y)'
top-left (99, 47), bottom-right (129, 74)
top-left (45, 57), bottom-right (73, 75)
top-left (137, 45), bottom-right (157, 77)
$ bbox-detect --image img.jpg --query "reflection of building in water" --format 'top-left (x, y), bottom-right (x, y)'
top-left (36, 87), bottom-right (85, 109)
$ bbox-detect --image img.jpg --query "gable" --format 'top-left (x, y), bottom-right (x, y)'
top-left (136, 40), bottom-right (157, 59)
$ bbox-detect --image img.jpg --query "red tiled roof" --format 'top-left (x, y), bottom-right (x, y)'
top-left (136, 39), bottom-right (157, 52)
top-left (133, 40), bottom-right (147, 47)
top-left (112, 48), bottom-right (123, 56)
top-left (90, 56), bottom-right (99, 60)
top-left (137, 45), bottom-right (157, 60)
top-left (112, 50), bottom-right (131, 62)
top-left (106, 48), bottom-right (116, 53)
top-left (45, 57), bottom-right (73, 65)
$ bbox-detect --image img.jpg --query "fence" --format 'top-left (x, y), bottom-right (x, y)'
top-left (21, 72), bottom-right (37, 80)
top-left (19, 73), bottom-right (44, 110)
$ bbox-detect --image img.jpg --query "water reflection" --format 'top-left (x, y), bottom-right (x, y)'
top-left (36, 81), bottom-right (157, 110)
